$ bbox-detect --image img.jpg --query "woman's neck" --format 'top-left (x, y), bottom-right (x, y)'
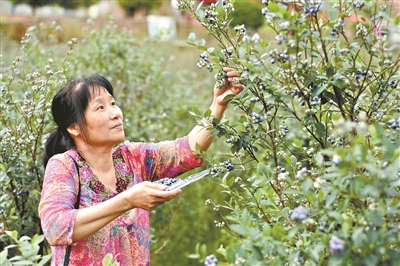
top-left (77, 145), bottom-right (114, 173)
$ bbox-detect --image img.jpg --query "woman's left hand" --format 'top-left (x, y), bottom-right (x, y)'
top-left (214, 67), bottom-right (245, 106)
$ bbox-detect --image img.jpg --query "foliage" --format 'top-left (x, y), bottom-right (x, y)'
top-left (0, 231), bottom-right (51, 265)
top-left (224, 1), bottom-right (265, 31)
top-left (55, 0), bottom-right (100, 10)
top-left (116, 0), bottom-right (163, 16)
top-left (177, 0), bottom-right (400, 265)
top-left (0, 22), bottom-right (73, 252)
top-left (9, 0), bottom-right (100, 12)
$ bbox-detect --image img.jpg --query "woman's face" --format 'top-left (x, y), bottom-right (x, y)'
top-left (82, 87), bottom-right (125, 147)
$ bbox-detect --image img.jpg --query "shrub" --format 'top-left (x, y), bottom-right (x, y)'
top-left (178, 0), bottom-right (400, 265)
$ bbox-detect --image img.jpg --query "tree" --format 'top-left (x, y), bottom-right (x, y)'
top-left (9, 0), bottom-right (52, 15)
top-left (116, 0), bottom-right (163, 17)
top-left (55, 0), bottom-right (100, 10)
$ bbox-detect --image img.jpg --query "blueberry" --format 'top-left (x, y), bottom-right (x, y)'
top-left (290, 206), bottom-right (309, 221)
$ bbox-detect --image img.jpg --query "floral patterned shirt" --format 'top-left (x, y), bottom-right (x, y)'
top-left (38, 136), bottom-right (203, 266)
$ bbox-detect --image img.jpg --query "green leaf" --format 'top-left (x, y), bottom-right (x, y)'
top-left (5, 230), bottom-right (18, 241)
top-left (326, 65), bottom-right (334, 79)
top-left (271, 256), bottom-right (282, 266)
top-left (272, 224), bottom-right (286, 240)
top-left (369, 212), bottom-right (384, 226)
top-left (199, 244), bottom-right (207, 256)
top-left (189, 105), bottom-right (201, 116)
top-left (315, 122), bottom-right (326, 138)
top-left (293, 138), bottom-right (302, 148)
top-left (31, 234), bottom-right (44, 246)
top-left (197, 38), bottom-right (206, 47)
top-left (187, 254), bottom-right (200, 259)
top-left (395, 15), bottom-right (400, 25)
top-left (331, 79), bottom-right (347, 88)
top-left (226, 247), bottom-right (236, 263)
top-left (213, 50), bottom-right (224, 59)
top-left (0, 250), bottom-right (9, 265)
top-left (329, 8), bottom-right (338, 20)
top-left (268, 2), bottom-right (279, 12)
top-left (188, 32), bottom-right (196, 42)
top-left (251, 246), bottom-right (263, 261)
top-left (230, 224), bottom-right (247, 235)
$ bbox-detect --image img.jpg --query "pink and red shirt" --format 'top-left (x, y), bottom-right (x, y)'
top-left (39, 136), bottom-right (203, 265)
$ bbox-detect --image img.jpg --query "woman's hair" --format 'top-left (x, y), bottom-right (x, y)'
top-left (43, 75), bottom-right (114, 168)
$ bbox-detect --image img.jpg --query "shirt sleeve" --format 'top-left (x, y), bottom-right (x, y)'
top-left (122, 135), bottom-right (204, 181)
top-left (38, 154), bottom-right (80, 246)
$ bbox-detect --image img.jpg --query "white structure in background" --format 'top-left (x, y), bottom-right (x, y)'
top-left (146, 15), bottom-right (176, 41)
top-left (0, 0), bottom-right (119, 18)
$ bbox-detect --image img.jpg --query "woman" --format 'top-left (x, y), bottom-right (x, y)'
top-left (39, 67), bottom-right (244, 265)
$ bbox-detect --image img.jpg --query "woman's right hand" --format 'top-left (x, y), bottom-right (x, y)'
top-left (123, 181), bottom-right (182, 212)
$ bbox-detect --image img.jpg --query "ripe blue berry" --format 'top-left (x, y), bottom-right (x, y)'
top-left (290, 206), bottom-right (309, 221)
top-left (204, 254), bottom-right (218, 266)
top-left (329, 236), bottom-right (344, 253)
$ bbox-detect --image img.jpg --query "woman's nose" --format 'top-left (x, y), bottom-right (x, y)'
top-left (111, 106), bottom-right (123, 120)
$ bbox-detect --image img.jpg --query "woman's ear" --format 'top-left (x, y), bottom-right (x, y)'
top-left (67, 124), bottom-right (80, 137)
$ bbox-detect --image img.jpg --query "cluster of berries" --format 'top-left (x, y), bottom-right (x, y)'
top-left (310, 96), bottom-right (319, 106)
top-left (295, 167), bottom-right (308, 179)
top-left (251, 112), bottom-right (265, 123)
top-left (355, 69), bottom-right (373, 80)
top-left (319, 221), bottom-right (329, 232)
top-left (308, 83), bottom-right (319, 93)
top-left (339, 48), bottom-right (350, 55)
top-left (291, 88), bottom-right (301, 97)
top-left (223, 159), bottom-right (235, 171)
top-left (234, 24), bottom-right (246, 36)
top-left (329, 236), bottom-right (345, 253)
top-left (290, 206), bottom-right (309, 221)
top-left (250, 97), bottom-right (260, 103)
top-left (356, 23), bottom-right (368, 39)
top-left (275, 33), bottom-right (287, 45)
top-left (282, 125), bottom-right (289, 134)
top-left (270, 50), bottom-right (289, 64)
top-left (353, 0), bottom-right (365, 10)
top-left (204, 9), bottom-right (218, 22)
top-left (389, 79), bottom-right (397, 88)
top-left (154, 178), bottom-right (178, 187)
top-left (331, 18), bottom-right (345, 36)
top-left (388, 118), bottom-right (400, 129)
top-left (327, 136), bottom-right (336, 145)
top-left (210, 159), bottom-right (235, 177)
top-left (197, 52), bottom-right (213, 71)
top-left (302, 4), bottom-right (319, 16)
top-left (204, 254), bottom-right (218, 266)
top-left (277, 165), bottom-right (286, 173)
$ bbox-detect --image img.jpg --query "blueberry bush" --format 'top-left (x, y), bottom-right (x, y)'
top-left (177, 0), bottom-right (400, 265)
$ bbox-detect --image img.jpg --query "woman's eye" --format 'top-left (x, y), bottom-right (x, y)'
top-left (97, 106), bottom-right (104, 110)
top-left (111, 101), bottom-right (117, 106)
